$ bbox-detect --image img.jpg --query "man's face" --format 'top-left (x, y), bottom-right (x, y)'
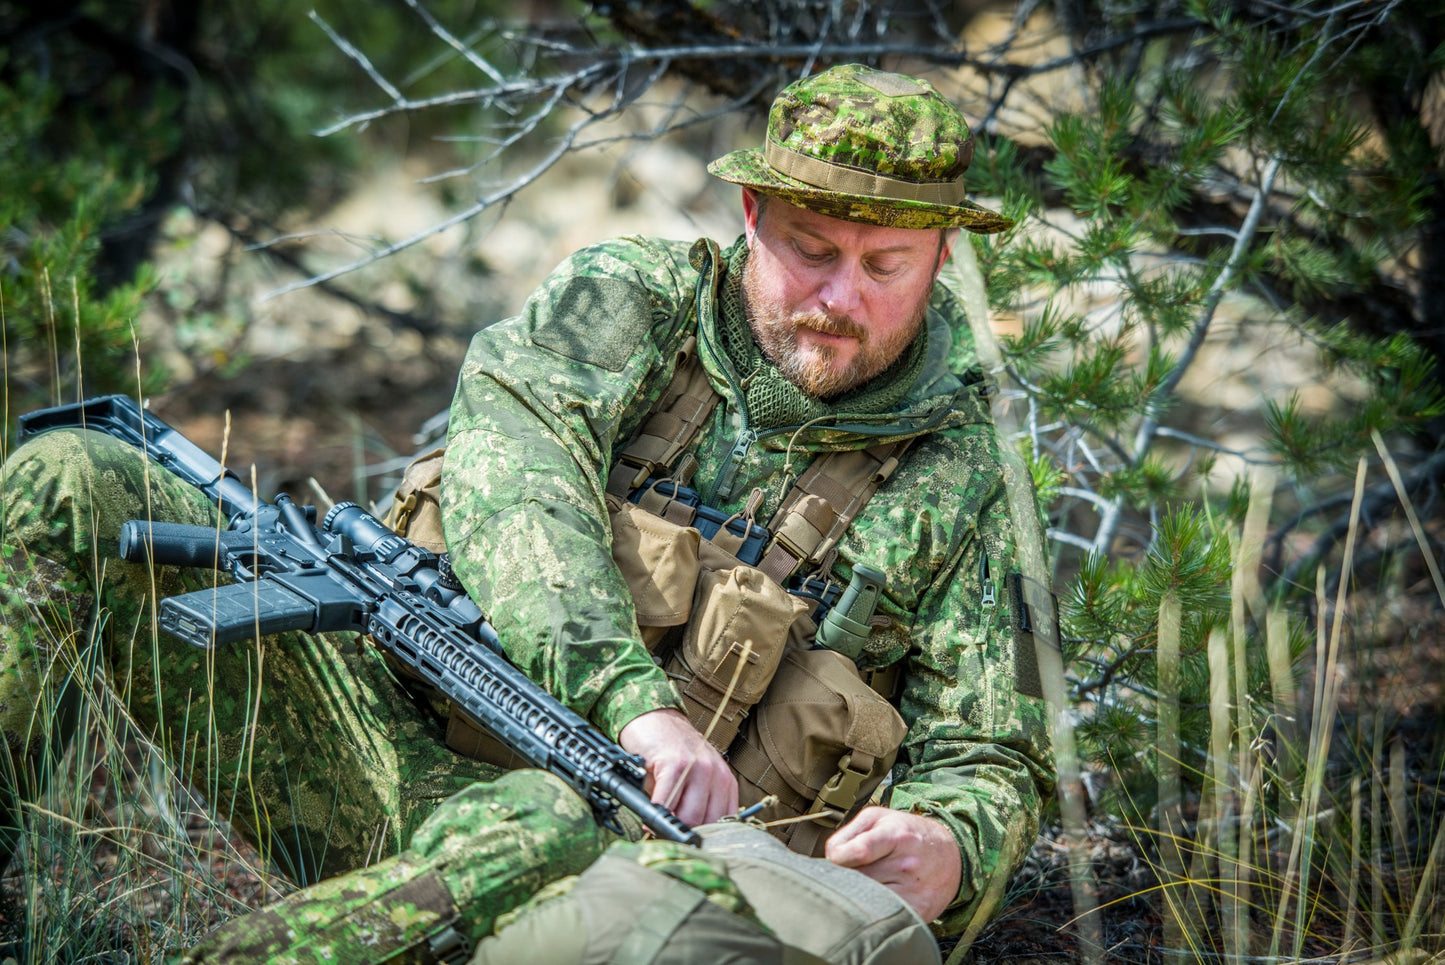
top-left (740, 189), bottom-right (954, 399)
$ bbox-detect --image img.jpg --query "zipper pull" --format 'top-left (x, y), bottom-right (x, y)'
top-left (980, 554), bottom-right (997, 608)
top-left (713, 427), bottom-right (758, 503)
top-left (730, 426), bottom-right (758, 462)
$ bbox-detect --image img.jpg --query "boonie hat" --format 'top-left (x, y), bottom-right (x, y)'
top-left (709, 63), bottom-right (1011, 233)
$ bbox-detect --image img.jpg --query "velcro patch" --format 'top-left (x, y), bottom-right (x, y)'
top-left (530, 275), bottom-right (659, 373)
top-left (856, 69), bottom-right (930, 98)
top-left (1008, 572), bottom-right (1045, 700)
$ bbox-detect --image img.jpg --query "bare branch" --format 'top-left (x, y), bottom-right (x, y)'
top-left (308, 11), bottom-right (403, 107)
top-left (261, 108), bottom-right (593, 300)
top-left (399, 0), bottom-right (507, 85)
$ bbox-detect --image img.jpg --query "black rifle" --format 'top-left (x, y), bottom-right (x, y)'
top-left (16, 395), bottom-right (699, 846)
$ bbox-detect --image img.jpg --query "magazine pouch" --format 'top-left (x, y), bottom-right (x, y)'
top-left (730, 648), bottom-right (908, 857)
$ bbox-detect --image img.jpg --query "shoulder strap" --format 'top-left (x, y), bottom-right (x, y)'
top-left (606, 338), bottom-right (919, 589)
top-left (606, 337), bottom-right (719, 498)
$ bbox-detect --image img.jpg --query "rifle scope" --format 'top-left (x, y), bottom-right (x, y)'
top-left (322, 501), bottom-right (480, 619)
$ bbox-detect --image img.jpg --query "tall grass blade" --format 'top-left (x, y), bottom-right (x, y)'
top-left (1370, 430), bottom-right (1445, 610)
top-left (1344, 774), bottom-right (1362, 955)
top-left (1401, 819), bottom-right (1444, 953)
top-left (1390, 738), bottom-right (1413, 915)
top-left (1287, 458), bottom-right (1367, 960)
top-left (1229, 470), bottom-right (1272, 963)
top-left (1208, 626), bottom-right (1240, 959)
top-left (1155, 590), bottom-right (1195, 954)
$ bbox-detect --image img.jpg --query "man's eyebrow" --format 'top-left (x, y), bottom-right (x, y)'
top-left (788, 224), bottom-right (920, 255)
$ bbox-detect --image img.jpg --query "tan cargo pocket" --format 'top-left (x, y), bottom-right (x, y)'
top-left (607, 494), bottom-right (701, 651)
top-left (730, 648), bottom-right (908, 857)
top-left (666, 563), bottom-right (810, 753)
top-left (381, 447), bottom-right (448, 554)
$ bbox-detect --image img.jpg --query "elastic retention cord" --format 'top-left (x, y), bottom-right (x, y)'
top-left (780, 414), bottom-right (840, 490)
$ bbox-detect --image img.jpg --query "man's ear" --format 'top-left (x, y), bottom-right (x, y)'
top-left (741, 188), bottom-right (762, 246)
top-left (934, 228), bottom-right (961, 277)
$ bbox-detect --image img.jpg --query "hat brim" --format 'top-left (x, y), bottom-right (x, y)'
top-left (708, 148), bottom-right (1013, 234)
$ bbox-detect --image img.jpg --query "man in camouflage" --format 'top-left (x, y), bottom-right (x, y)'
top-left (0, 64), bottom-right (1053, 961)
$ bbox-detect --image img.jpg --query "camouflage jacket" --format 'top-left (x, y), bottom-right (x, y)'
top-left (442, 235), bottom-right (1053, 932)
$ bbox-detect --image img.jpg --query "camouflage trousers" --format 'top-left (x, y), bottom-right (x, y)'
top-left (182, 769), bottom-right (624, 964)
top-left (0, 427), bottom-right (517, 882)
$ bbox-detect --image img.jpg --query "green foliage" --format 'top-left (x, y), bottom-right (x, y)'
top-left (1136, 509), bottom-right (1233, 602)
top-left (0, 58), bottom-right (165, 414)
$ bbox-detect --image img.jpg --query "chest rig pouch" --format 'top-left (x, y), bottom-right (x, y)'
top-left (603, 337), bottom-right (911, 857)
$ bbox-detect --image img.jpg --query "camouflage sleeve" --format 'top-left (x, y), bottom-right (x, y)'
top-left (884, 423), bottom-right (1055, 936)
top-left (441, 237), bottom-right (695, 740)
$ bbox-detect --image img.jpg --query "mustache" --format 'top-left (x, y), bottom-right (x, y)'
top-left (793, 312), bottom-right (866, 342)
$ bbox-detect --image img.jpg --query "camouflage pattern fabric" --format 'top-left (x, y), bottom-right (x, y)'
top-left (184, 781), bottom-right (919, 965)
top-left (443, 233), bottom-right (1055, 935)
top-left (0, 427), bottom-right (504, 883)
top-left (708, 64), bottom-right (1012, 233)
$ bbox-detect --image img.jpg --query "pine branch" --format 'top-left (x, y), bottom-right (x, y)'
top-left (1091, 155), bottom-right (1284, 556)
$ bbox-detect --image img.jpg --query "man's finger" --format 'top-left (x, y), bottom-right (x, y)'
top-left (678, 772), bottom-right (716, 827)
top-left (826, 817), bottom-right (895, 868)
top-left (826, 805), bottom-right (885, 850)
top-left (704, 772), bottom-right (739, 825)
top-left (686, 762), bottom-right (737, 825)
top-left (650, 773), bottom-right (679, 814)
top-left (720, 778), bottom-right (739, 821)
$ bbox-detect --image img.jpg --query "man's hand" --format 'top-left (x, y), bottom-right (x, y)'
top-left (825, 807), bottom-right (961, 922)
top-left (618, 708), bottom-right (738, 828)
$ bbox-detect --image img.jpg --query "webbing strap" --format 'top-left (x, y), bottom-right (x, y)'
top-left (607, 338), bottom-right (719, 495)
top-left (607, 339), bottom-right (917, 592)
top-left (729, 740), bottom-right (810, 812)
top-left (758, 438), bottom-right (914, 584)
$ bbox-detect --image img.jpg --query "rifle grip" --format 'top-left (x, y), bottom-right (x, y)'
top-left (159, 581), bottom-right (317, 648)
top-left (120, 520), bottom-right (227, 568)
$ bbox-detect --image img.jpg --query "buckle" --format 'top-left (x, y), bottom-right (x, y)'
top-left (815, 752), bottom-right (870, 813)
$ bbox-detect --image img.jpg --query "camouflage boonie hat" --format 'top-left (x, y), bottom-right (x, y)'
top-left (708, 63), bottom-right (1011, 233)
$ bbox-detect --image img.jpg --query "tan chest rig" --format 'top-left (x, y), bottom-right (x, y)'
top-left (387, 340), bottom-right (912, 856)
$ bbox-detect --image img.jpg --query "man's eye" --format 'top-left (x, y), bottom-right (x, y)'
top-left (868, 262), bottom-right (902, 277)
top-left (796, 245), bottom-right (830, 262)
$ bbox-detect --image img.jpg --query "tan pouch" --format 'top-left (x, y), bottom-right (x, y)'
top-left (667, 558), bottom-right (811, 753)
top-left (607, 494), bottom-right (701, 651)
top-left (730, 648), bottom-right (908, 857)
top-left (381, 447), bottom-right (448, 554)
top-left (444, 712), bottom-right (526, 770)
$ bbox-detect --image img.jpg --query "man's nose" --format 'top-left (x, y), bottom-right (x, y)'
top-left (817, 260), bottom-right (864, 317)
